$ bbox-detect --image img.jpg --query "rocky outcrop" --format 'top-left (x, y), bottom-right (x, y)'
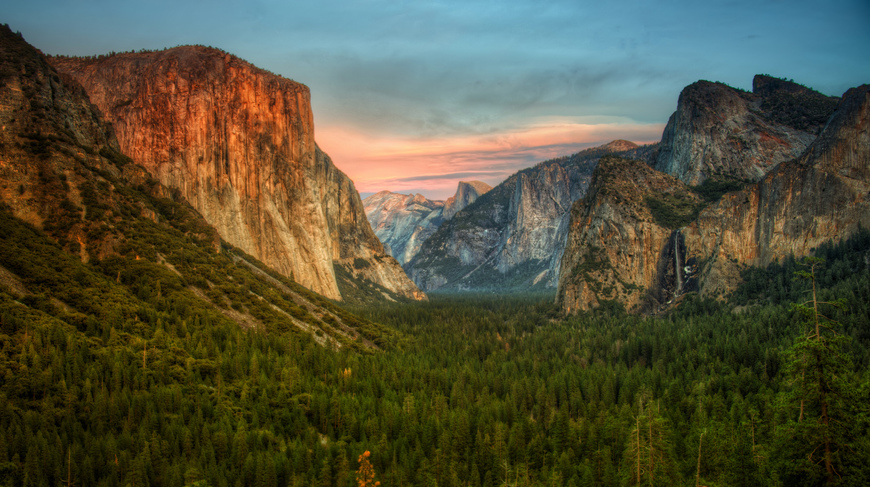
top-left (442, 181), bottom-right (492, 220)
top-left (51, 47), bottom-right (422, 301)
top-left (556, 156), bottom-right (702, 313)
top-left (407, 141), bottom-right (656, 291)
top-left (682, 84), bottom-right (870, 298)
top-left (316, 148), bottom-right (425, 300)
top-left (558, 83), bottom-right (870, 314)
top-left (654, 76), bottom-right (838, 185)
top-left (363, 180), bottom-right (490, 265)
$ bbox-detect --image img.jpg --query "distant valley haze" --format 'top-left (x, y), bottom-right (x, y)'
top-left (7, 0), bottom-right (869, 199)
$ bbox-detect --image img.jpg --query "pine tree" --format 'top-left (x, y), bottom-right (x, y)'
top-left (776, 258), bottom-right (862, 485)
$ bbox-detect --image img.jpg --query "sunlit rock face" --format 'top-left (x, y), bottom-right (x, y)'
top-left (52, 47), bottom-right (422, 301)
top-left (406, 141), bottom-right (658, 292)
top-left (364, 181), bottom-right (491, 265)
top-left (557, 83), bottom-right (870, 314)
top-left (655, 76), bottom-right (838, 185)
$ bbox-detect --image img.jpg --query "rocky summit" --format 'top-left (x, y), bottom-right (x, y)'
top-left (363, 181), bottom-right (491, 265)
top-left (50, 47), bottom-right (423, 301)
top-left (654, 75), bottom-right (838, 185)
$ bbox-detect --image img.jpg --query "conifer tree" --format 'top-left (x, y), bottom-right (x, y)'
top-left (777, 258), bottom-right (863, 485)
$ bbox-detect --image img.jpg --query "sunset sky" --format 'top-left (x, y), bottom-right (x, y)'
top-left (7, 0), bottom-right (870, 199)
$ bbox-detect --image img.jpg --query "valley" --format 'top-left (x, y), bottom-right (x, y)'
top-left (0, 21), bottom-right (868, 487)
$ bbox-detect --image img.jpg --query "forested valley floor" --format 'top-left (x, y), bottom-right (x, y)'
top-left (1, 229), bottom-right (869, 487)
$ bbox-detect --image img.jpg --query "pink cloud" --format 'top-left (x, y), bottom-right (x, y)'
top-left (317, 118), bottom-right (665, 199)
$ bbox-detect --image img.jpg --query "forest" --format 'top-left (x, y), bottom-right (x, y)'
top-left (0, 219), bottom-right (869, 486)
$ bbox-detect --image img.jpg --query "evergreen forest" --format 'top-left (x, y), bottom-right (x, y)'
top-left (1, 212), bottom-right (869, 486)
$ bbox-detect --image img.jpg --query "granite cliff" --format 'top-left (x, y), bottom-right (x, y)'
top-left (556, 156), bottom-right (702, 313)
top-left (682, 83), bottom-right (870, 299)
top-left (407, 141), bottom-right (657, 291)
top-left (0, 26), bottom-right (391, 345)
top-left (50, 47), bottom-right (422, 301)
top-left (558, 81), bottom-right (869, 313)
top-left (655, 75), bottom-right (838, 185)
top-left (363, 180), bottom-right (491, 265)
top-left (442, 180), bottom-right (492, 220)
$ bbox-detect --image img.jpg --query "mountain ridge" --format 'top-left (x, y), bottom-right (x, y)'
top-left (405, 140), bottom-right (658, 292)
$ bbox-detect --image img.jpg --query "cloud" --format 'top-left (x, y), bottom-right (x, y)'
top-left (319, 117), bottom-right (665, 199)
top-left (8, 0), bottom-right (870, 200)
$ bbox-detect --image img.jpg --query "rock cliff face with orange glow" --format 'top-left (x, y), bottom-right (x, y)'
top-left (51, 47), bottom-right (422, 301)
top-left (557, 81), bottom-right (870, 313)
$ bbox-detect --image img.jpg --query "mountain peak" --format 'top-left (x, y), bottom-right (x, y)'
top-left (601, 139), bottom-right (639, 152)
top-left (654, 75), bottom-right (834, 185)
top-left (443, 180), bottom-right (492, 220)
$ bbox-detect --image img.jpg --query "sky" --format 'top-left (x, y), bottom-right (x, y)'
top-left (5, 0), bottom-right (870, 199)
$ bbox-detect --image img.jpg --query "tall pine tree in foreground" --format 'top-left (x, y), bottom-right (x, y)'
top-left (776, 258), bottom-right (869, 486)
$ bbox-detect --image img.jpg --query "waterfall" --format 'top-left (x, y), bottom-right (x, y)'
top-left (674, 230), bottom-right (683, 296)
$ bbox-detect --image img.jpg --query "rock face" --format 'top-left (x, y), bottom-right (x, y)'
top-left (556, 156), bottom-right (702, 313)
top-left (683, 84), bottom-right (870, 298)
top-left (407, 141), bottom-right (657, 291)
top-left (558, 82), bottom-right (870, 314)
top-left (0, 27), bottom-right (397, 346)
top-left (654, 76), bottom-right (838, 185)
top-left (50, 47), bottom-right (422, 301)
top-left (363, 180), bottom-right (491, 265)
top-left (442, 180), bottom-right (492, 220)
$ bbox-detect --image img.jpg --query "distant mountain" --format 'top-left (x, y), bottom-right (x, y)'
top-left (406, 141), bottom-right (658, 292)
top-left (363, 181), bottom-right (491, 265)
top-left (558, 78), bottom-right (869, 313)
top-left (49, 46), bottom-right (423, 302)
top-left (0, 25), bottom-right (390, 346)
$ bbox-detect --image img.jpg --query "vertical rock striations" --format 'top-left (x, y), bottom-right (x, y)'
top-left (51, 47), bottom-right (422, 301)
top-left (407, 141), bottom-right (655, 291)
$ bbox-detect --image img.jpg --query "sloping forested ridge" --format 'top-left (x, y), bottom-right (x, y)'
top-left (1, 221), bottom-right (868, 486)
